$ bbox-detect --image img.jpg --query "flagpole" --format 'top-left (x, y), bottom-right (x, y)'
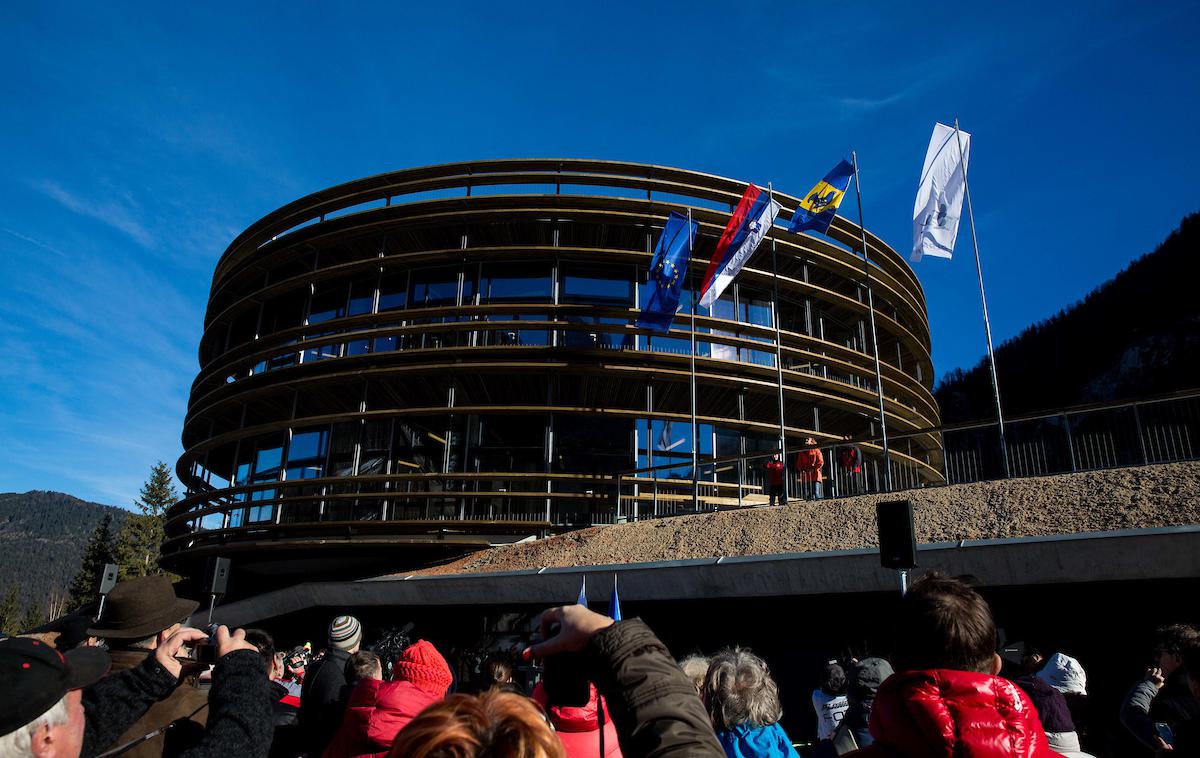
top-left (768, 183), bottom-right (788, 502)
top-left (953, 117), bottom-right (1010, 478)
top-left (688, 208), bottom-right (700, 512)
top-left (850, 151), bottom-right (892, 491)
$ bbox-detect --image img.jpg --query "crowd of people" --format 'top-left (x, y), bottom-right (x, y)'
top-left (2, 572), bottom-right (1199, 757)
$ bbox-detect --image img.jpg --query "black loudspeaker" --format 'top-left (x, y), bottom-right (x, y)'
top-left (204, 557), bottom-right (231, 595)
top-left (98, 563), bottom-right (119, 595)
top-left (876, 499), bottom-right (917, 570)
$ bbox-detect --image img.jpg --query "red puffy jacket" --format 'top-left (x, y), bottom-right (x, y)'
top-left (322, 678), bottom-right (441, 758)
top-left (847, 669), bottom-right (1063, 758)
top-left (531, 682), bottom-right (623, 758)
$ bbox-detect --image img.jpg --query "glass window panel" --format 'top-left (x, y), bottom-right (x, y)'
top-left (303, 343), bottom-right (341, 362)
top-left (285, 428), bottom-right (329, 482)
top-left (392, 416), bottom-right (447, 475)
top-left (563, 316), bottom-right (628, 349)
top-left (480, 313), bottom-right (550, 346)
top-left (268, 352), bottom-right (298, 371)
top-left (561, 266), bottom-right (633, 306)
top-left (359, 420), bottom-right (391, 476)
top-left (466, 414), bottom-right (546, 472)
top-left (374, 335), bottom-right (397, 353)
top-left (641, 419), bottom-right (717, 479)
top-left (379, 273), bottom-right (407, 311)
top-left (308, 282), bottom-right (348, 324)
top-left (348, 277), bottom-right (376, 316)
top-left (252, 440), bottom-right (284, 481)
top-left (409, 267), bottom-right (461, 308)
top-left (739, 294), bottom-right (773, 328)
top-left (328, 422), bottom-right (359, 477)
top-left (288, 429), bottom-right (326, 461)
top-left (553, 415), bottom-right (632, 475)
top-left (480, 263), bottom-right (553, 303)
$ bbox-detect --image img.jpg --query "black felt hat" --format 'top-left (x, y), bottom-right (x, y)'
top-left (0, 637), bottom-right (109, 735)
top-left (86, 576), bottom-right (199, 640)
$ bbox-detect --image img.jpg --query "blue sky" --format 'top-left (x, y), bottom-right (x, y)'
top-left (1, 1), bottom-right (1197, 506)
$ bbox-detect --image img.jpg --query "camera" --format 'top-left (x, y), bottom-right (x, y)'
top-left (177, 623), bottom-right (219, 665)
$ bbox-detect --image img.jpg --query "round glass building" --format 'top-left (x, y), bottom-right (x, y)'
top-left (164, 160), bottom-right (942, 585)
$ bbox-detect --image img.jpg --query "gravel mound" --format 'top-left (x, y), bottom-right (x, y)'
top-left (411, 461), bottom-right (1200, 576)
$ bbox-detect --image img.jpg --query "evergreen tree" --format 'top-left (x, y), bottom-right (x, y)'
top-left (115, 462), bottom-right (180, 580)
top-left (20, 596), bottom-right (45, 632)
top-left (0, 582), bottom-right (19, 633)
top-left (68, 513), bottom-right (117, 609)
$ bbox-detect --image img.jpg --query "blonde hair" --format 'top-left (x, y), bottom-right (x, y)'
top-left (678, 654), bottom-right (710, 695)
top-left (388, 690), bottom-right (565, 758)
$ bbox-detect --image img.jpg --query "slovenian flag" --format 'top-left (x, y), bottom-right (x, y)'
top-left (789, 159), bottom-right (853, 235)
top-left (699, 184), bottom-right (781, 309)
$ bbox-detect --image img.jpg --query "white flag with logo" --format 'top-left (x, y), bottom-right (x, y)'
top-left (912, 123), bottom-right (970, 262)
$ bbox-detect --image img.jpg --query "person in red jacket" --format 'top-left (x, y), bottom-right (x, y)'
top-left (795, 438), bottom-right (825, 500)
top-left (846, 572), bottom-right (1060, 758)
top-left (531, 681), bottom-right (623, 758)
top-left (763, 453), bottom-right (786, 507)
top-left (323, 640), bottom-right (453, 758)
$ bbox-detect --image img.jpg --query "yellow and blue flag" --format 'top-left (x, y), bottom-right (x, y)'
top-left (637, 211), bottom-right (697, 333)
top-left (789, 159), bottom-right (854, 235)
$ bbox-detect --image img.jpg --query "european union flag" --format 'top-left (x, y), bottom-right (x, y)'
top-left (636, 211), bottom-right (697, 333)
top-left (610, 574), bottom-right (622, 621)
top-left (789, 159), bottom-right (854, 235)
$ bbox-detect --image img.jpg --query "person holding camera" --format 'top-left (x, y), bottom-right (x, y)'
top-left (85, 576), bottom-right (211, 758)
top-left (1121, 624), bottom-right (1200, 755)
top-left (385, 604), bottom-right (723, 757)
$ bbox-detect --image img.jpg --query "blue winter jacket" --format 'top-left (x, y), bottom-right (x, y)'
top-left (715, 721), bottom-right (801, 758)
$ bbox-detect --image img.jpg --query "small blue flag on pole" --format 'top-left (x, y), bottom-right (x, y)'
top-left (577, 576), bottom-right (587, 607)
top-left (610, 575), bottom-right (622, 621)
top-left (789, 159), bottom-right (854, 236)
top-left (636, 211), bottom-right (698, 333)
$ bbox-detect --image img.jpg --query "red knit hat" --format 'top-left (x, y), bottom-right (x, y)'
top-left (393, 639), bottom-right (453, 696)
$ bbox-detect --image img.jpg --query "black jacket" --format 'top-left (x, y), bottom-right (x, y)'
top-left (179, 649), bottom-right (274, 757)
top-left (298, 648), bottom-right (354, 753)
top-left (582, 619), bottom-right (724, 758)
top-left (82, 650), bottom-right (273, 758)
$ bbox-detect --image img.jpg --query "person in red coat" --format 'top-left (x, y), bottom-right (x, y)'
top-left (323, 640), bottom-right (453, 758)
top-left (763, 453), bottom-right (786, 507)
top-left (846, 572), bottom-right (1061, 758)
top-left (795, 438), bottom-right (825, 500)
top-left (531, 681), bottom-right (623, 758)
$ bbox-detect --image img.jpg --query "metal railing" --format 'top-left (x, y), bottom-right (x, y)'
top-left (609, 389), bottom-right (1200, 522)
top-left (166, 390), bottom-right (1200, 559)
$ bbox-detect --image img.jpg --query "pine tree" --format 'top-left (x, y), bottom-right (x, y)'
top-left (115, 462), bottom-right (180, 580)
top-left (20, 597), bottom-right (45, 632)
top-left (68, 513), bottom-right (117, 609)
top-left (0, 582), bottom-right (19, 633)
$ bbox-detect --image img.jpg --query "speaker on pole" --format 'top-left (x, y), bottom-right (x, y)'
top-left (203, 557), bottom-right (231, 624)
top-left (98, 563), bottom-right (119, 595)
top-left (876, 499), bottom-right (917, 570)
top-left (204, 557), bottom-right (231, 596)
top-left (95, 563), bottom-right (120, 621)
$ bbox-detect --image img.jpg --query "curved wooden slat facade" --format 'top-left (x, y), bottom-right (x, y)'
top-left (165, 159), bottom-right (943, 583)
